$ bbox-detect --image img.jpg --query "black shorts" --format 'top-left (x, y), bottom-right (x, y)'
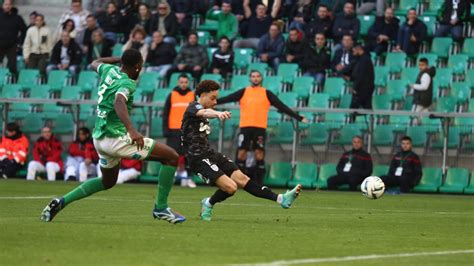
top-left (237, 127), bottom-right (267, 150)
top-left (188, 152), bottom-right (239, 185)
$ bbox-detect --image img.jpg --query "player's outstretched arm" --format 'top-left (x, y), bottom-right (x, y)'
top-left (196, 109), bottom-right (231, 121)
top-left (115, 94), bottom-right (144, 150)
top-left (266, 90), bottom-right (309, 123)
top-left (90, 57), bottom-right (121, 72)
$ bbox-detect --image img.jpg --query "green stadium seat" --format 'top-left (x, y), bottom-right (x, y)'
top-left (434, 68), bottom-right (453, 88)
top-left (308, 93), bottom-right (330, 109)
top-left (450, 82), bottom-right (471, 103)
top-left (2, 84), bottom-right (22, 98)
top-left (198, 9), bottom-right (221, 31)
top-left (435, 96), bottom-right (456, 112)
top-left (372, 165), bottom-right (389, 176)
top-left (333, 124), bottom-right (362, 145)
top-left (424, 0), bottom-right (444, 15)
top-left (439, 168), bottom-right (469, 193)
top-left (234, 48), bottom-right (254, 69)
top-left (464, 172), bottom-right (474, 194)
top-left (418, 116), bottom-right (441, 133)
top-left (29, 85), bottom-right (51, 98)
top-left (279, 92), bottom-right (298, 107)
top-left (79, 104), bottom-right (96, 120)
top-left (265, 162), bottom-right (292, 187)
top-left (267, 110), bottom-right (281, 127)
top-left (200, 73), bottom-right (223, 85)
top-left (324, 113), bottom-right (347, 129)
top-left (289, 162), bottom-right (317, 188)
top-left (419, 15), bottom-right (437, 36)
top-left (465, 69), bottom-right (474, 88)
top-left (469, 100), bottom-right (474, 112)
top-left (197, 31), bottom-right (211, 45)
top-left (374, 66), bottom-right (389, 87)
top-left (112, 44), bottom-right (123, 57)
top-left (208, 119), bottom-right (234, 141)
top-left (402, 95), bottom-right (414, 111)
top-left (268, 121), bottom-right (294, 144)
top-left (417, 53), bottom-right (438, 66)
top-left (60, 85), bottom-right (82, 99)
top-left (386, 79), bottom-right (407, 101)
top-left (358, 15), bottom-right (375, 36)
top-left (454, 117), bottom-right (474, 135)
top-left (277, 63), bottom-right (299, 83)
top-left (77, 71), bottom-right (99, 91)
top-left (138, 161), bottom-right (162, 183)
top-left (41, 103), bottom-right (63, 119)
top-left (152, 89), bottom-right (171, 107)
top-left (262, 76), bottom-right (283, 94)
top-left (431, 127), bottom-right (460, 149)
top-left (323, 77), bottom-right (345, 99)
top-left (53, 114), bottom-right (74, 134)
top-left (21, 114), bottom-right (44, 134)
top-left (47, 70), bottom-right (69, 91)
top-left (230, 75), bottom-right (250, 91)
top-left (207, 47), bottom-right (217, 63)
top-left (149, 117), bottom-right (164, 138)
top-left (338, 94), bottom-right (352, 108)
top-left (17, 69), bottom-right (40, 87)
top-left (430, 37), bottom-right (453, 58)
top-left (401, 67), bottom-right (419, 84)
top-left (139, 72), bottom-right (161, 90)
top-left (168, 72), bottom-right (193, 89)
top-left (84, 115), bottom-right (96, 130)
top-left (385, 52), bottom-right (407, 73)
top-left (394, 0), bottom-right (419, 15)
top-left (372, 94), bottom-right (392, 110)
top-left (413, 167), bottom-right (442, 193)
top-left (461, 38), bottom-right (474, 58)
top-left (301, 123), bottom-right (329, 145)
top-left (247, 62), bottom-right (269, 76)
top-left (373, 125), bottom-right (395, 146)
top-left (292, 76), bottom-right (314, 99)
top-left (406, 126), bottom-right (428, 147)
top-left (315, 163), bottom-right (336, 189)
top-left (0, 67), bottom-right (10, 86)
top-left (447, 54), bottom-right (469, 75)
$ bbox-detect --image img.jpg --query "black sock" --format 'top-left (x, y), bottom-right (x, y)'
top-left (209, 189), bottom-right (233, 206)
top-left (255, 160), bottom-right (266, 185)
top-left (243, 179), bottom-right (278, 201)
top-left (236, 159), bottom-right (246, 172)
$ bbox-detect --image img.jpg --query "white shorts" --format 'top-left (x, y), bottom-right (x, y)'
top-left (93, 134), bottom-right (156, 168)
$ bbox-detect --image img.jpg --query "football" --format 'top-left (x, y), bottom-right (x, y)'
top-left (361, 176), bottom-right (386, 200)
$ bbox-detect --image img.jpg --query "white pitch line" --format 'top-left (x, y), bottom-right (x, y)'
top-left (231, 250), bottom-right (474, 266)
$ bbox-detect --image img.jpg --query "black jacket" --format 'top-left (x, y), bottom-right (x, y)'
top-left (387, 150), bottom-right (422, 183)
top-left (289, 2), bottom-right (316, 23)
top-left (368, 16), bottom-right (400, 45)
top-left (97, 11), bottom-right (122, 33)
top-left (87, 39), bottom-right (113, 63)
top-left (331, 48), bottom-right (354, 74)
top-left (162, 87), bottom-right (195, 136)
top-left (351, 52), bottom-right (375, 95)
top-left (128, 14), bottom-right (152, 35)
top-left (0, 8), bottom-right (26, 48)
top-left (332, 12), bottom-right (360, 42)
top-left (336, 148), bottom-right (373, 178)
top-left (146, 42), bottom-right (177, 66)
top-left (210, 49), bottom-right (234, 77)
top-left (305, 16), bottom-right (333, 39)
top-left (149, 13), bottom-right (179, 38)
top-left (50, 40), bottom-right (83, 66)
top-left (284, 39), bottom-right (308, 67)
top-left (413, 66), bottom-right (436, 107)
top-left (82, 26), bottom-right (99, 48)
top-left (301, 45), bottom-right (330, 74)
top-left (397, 18), bottom-right (427, 55)
top-left (438, 0), bottom-right (471, 25)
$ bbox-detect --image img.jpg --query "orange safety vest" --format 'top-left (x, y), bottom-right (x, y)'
top-left (168, 90), bottom-right (195, 129)
top-left (239, 86), bottom-right (271, 128)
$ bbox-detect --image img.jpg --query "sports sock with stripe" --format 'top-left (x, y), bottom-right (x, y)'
top-left (243, 179), bottom-right (278, 201)
top-left (62, 177), bottom-right (105, 207)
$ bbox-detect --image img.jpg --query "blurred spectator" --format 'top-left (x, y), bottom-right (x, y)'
top-left (213, 0), bottom-right (245, 22)
top-left (288, 0), bottom-right (315, 31)
top-left (305, 4), bottom-right (333, 39)
top-left (284, 28), bottom-right (308, 67)
top-left (97, 159), bottom-right (142, 184)
top-left (27, 11), bottom-right (38, 29)
top-left (318, 0), bottom-right (347, 15)
top-left (216, 1), bottom-right (238, 40)
top-left (56, 19), bottom-right (78, 41)
top-left (86, 29), bottom-right (113, 66)
top-left (331, 35), bottom-right (354, 77)
top-left (394, 9), bottom-right (427, 55)
top-left (327, 136), bottom-right (373, 191)
top-left (86, 0), bottom-right (108, 15)
top-left (301, 33), bottom-right (330, 87)
top-left (149, 1), bottom-right (179, 44)
top-left (129, 3), bottom-right (152, 36)
top-left (65, 127), bottom-right (98, 182)
top-left (167, 32), bottom-right (208, 79)
top-left (410, 58), bottom-right (436, 112)
top-left (435, 0), bottom-right (470, 41)
top-left (381, 136), bottom-right (422, 193)
top-left (27, 127), bottom-right (63, 181)
top-left (210, 36), bottom-right (234, 77)
top-left (234, 2), bottom-right (277, 49)
top-left (0, 0), bottom-right (26, 78)
top-left (368, 8), bottom-right (399, 55)
top-left (123, 26), bottom-right (148, 62)
top-left (97, 2), bottom-right (122, 43)
top-left (257, 21), bottom-right (285, 69)
top-left (58, 0), bottom-right (89, 37)
top-left (349, 44), bottom-right (374, 110)
top-left (168, 0), bottom-right (194, 35)
top-left (82, 15), bottom-right (99, 55)
top-left (23, 14), bottom-right (53, 77)
top-left (357, 0), bottom-right (385, 16)
top-left (162, 74), bottom-right (196, 188)
top-left (145, 31), bottom-right (176, 78)
top-left (46, 31), bottom-right (82, 80)
top-left (0, 123), bottom-right (29, 179)
top-left (332, 2), bottom-right (360, 46)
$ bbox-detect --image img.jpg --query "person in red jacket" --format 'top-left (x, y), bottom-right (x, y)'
top-left (0, 122), bottom-right (29, 178)
top-left (97, 158), bottom-right (142, 184)
top-left (65, 127), bottom-right (99, 182)
top-left (27, 127), bottom-right (63, 181)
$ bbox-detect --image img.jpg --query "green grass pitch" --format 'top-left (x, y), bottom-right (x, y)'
top-left (1, 180), bottom-right (473, 265)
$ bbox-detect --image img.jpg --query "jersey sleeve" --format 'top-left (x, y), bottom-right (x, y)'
top-left (185, 102), bottom-right (203, 117)
top-left (116, 80), bottom-right (136, 101)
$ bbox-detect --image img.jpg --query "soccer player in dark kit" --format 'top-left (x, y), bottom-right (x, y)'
top-left (181, 80), bottom-right (302, 221)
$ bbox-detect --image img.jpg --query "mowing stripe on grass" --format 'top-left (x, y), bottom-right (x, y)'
top-left (232, 250), bottom-right (474, 266)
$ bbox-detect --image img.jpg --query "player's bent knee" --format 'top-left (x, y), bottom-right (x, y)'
top-left (231, 171), bottom-right (250, 188)
top-left (221, 181), bottom-right (238, 195)
top-left (255, 149), bottom-right (265, 161)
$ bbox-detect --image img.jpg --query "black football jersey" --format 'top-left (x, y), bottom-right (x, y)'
top-left (181, 101), bottom-right (213, 158)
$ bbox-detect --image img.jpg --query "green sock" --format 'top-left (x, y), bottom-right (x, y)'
top-left (155, 165), bottom-right (176, 210)
top-left (62, 177), bottom-right (105, 207)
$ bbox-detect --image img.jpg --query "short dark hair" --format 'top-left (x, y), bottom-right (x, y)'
top-left (342, 34), bottom-right (353, 40)
top-left (121, 49), bottom-right (142, 67)
top-left (178, 73), bottom-right (189, 80)
top-left (318, 4), bottom-right (329, 10)
top-left (78, 127), bottom-right (90, 135)
top-left (401, 136), bottom-right (412, 142)
top-left (408, 8), bottom-right (416, 13)
top-left (419, 57), bottom-right (429, 64)
top-left (6, 122), bottom-right (20, 133)
top-left (86, 14), bottom-right (96, 19)
top-left (187, 31), bottom-right (198, 39)
top-left (219, 36), bottom-right (230, 43)
top-left (249, 69), bottom-right (262, 77)
top-left (353, 135), bottom-right (363, 141)
top-left (196, 80), bottom-right (220, 96)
